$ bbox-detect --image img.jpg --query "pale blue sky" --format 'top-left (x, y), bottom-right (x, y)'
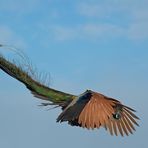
top-left (0, 0), bottom-right (148, 148)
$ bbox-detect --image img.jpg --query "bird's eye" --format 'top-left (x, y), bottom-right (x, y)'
top-left (113, 112), bottom-right (121, 120)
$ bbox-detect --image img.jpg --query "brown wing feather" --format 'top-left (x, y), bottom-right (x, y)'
top-left (77, 92), bottom-right (139, 136)
top-left (106, 120), bottom-right (113, 135)
top-left (120, 118), bottom-right (129, 136)
top-left (122, 115), bottom-right (133, 134)
top-left (78, 92), bottom-right (115, 129)
top-left (105, 104), bottom-right (139, 136)
top-left (112, 120), bottom-right (118, 136)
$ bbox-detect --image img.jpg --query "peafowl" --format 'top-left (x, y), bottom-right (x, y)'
top-left (0, 45), bottom-right (139, 136)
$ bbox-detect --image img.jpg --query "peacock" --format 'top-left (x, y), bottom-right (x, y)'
top-left (0, 44), bottom-right (139, 136)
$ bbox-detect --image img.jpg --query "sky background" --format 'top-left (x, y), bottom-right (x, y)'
top-left (0, 0), bottom-right (148, 148)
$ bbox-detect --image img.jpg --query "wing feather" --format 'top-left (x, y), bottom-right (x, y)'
top-left (106, 120), bottom-right (113, 135)
top-left (78, 93), bottom-right (116, 129)
top-left (122, 116), bottom-right (133, 134)
top-left (123, 112), bottom-right (136, 131)
top-left (123, 109), bottom-right (139, 126)
top-left (116, 121), bottom-right (124, 136)
top-left (112, 120), bottom-right (118, 136)
top-left (120, 118), bottom-right (129, 136)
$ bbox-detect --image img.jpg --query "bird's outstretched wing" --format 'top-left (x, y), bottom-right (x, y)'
top-left (57, 90), bottom-right (139, 136)
top-left (0, 48), bottom-right (139, 136)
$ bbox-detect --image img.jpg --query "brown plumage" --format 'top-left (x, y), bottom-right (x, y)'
top-left (57, 90), bottom-right (139, 136)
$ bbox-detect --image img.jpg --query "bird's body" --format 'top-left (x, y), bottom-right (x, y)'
top-left (57, 90), bottom-right (139, 136)
top-left (0, 46), bottom-right (139, 136)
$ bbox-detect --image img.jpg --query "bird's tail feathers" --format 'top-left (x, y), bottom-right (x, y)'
top-left (0, 44), bottom-right (75, 105)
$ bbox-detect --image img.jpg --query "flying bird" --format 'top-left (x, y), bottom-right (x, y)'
top-left (0, 46), bottom-right (139, 136)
